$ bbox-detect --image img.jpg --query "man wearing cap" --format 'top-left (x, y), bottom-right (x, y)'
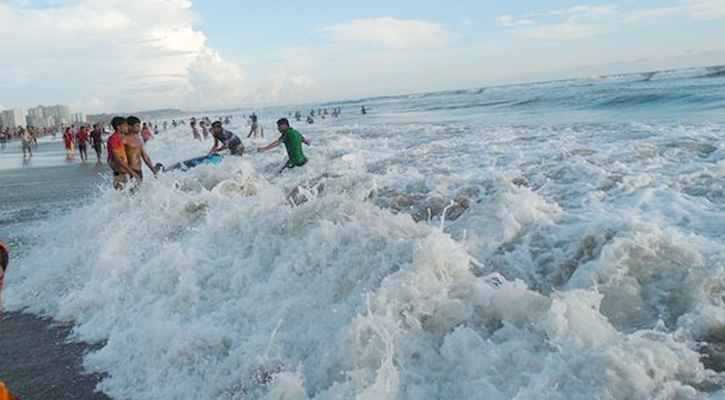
top-left (257, 118), bottom-right (311, 173)
top-left (208, 121), bottom-right (244, 156)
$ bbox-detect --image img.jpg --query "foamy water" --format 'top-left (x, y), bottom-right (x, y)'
top-left (5, 66), bottom-right (725, 399)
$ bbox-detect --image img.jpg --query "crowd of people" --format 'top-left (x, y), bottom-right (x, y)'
top-left (1, 111), bottom-right (317, 190)
top-left (0, 112), bottom-right (317, 396)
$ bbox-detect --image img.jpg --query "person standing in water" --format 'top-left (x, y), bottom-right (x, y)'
top-left (208, 121), bottom-right (244, 156)
top-left (125, 116), bottom-right (158, 181)
top-left (20, 126), bottom-right (33, 157)
top-left (90, 123), bottom-right (104, 164)
top-left (257, 118), bottom-right (311, 173)
top-left (76, 125), bottom-right (89, 163)
top-left (107, 116), bottom-right (138, 189)
top-left (247, 114), bottom-right (264, 138)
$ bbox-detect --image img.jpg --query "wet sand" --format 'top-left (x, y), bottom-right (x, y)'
top-left (0, 138), bottom-right (114, 399)
top-left (0, 313), bottom-right (111, 399)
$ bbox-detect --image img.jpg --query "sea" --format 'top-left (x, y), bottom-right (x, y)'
top-left (3, 65), bottom-right (725, 399)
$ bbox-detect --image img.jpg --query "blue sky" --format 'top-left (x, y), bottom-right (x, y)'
top-left (0, 0), bottom-right (723, 114)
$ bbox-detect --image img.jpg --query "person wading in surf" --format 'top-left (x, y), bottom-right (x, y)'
top-left (257, 118), bottom-right (311, 174)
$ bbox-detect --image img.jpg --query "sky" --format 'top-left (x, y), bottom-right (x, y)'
top-left (0, 0), bottom-right (724, 115)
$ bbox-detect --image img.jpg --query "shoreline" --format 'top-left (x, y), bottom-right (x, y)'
top-left (0, 312), bottom-right (112, 399)
top-left (1, 139), bottom-right (115, 399)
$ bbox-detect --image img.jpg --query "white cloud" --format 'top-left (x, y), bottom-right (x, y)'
top-left (550, 5), bottom-right (616, 18)
top-left (498, 1), bottom-right (725, 40)
top-left (186, 48), bottom-right (247, 110)
top-left (321, 17), bottom-right (452, 49)
top-left (497, 15), bottom-right (536, 27)
top-left (0, 0), bottom-right (248, 113)
top-left (520, 23), bottom-right (605, 40)
top-left (255, 68), bottom-right (314, 104)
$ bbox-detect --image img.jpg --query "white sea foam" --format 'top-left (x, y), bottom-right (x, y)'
top-left (5, 71), bottom-right (725, 399)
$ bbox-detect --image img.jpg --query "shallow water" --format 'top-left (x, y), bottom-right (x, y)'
top-left (3, 66), bottom-right (725, 399)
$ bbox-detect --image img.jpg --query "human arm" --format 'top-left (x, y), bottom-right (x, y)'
top-left (257, 139), bottom-right (281, 152)
top-left (207, 137), bottom-right (220, 155)
top-left (141, 149), bottom-right (158, 176)
top-left (109, 146), bottom-right (140, 179)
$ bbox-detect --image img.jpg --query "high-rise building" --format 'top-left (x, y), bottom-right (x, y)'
top-left (27, 105), bottom-right (55, 128)
top-left (42, 104), bottom-right (70, 125)
top-left (70, 112), bottom-right (86, 124)
top-left (1, 108), bottom-right (27, 129)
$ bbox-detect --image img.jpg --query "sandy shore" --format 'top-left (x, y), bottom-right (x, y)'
top-left (0, 138), bottom-right (115, 399)
top-left (0, 312), bottom-right (111, 399)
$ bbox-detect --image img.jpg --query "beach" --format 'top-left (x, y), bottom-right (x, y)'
top-left (0, 137), bottom-right (112, 399)
top-left (0, 67), bottom-right (724, 399)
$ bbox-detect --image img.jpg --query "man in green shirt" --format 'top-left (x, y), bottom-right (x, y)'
top-left (258, 118), bottom-right (311, 173)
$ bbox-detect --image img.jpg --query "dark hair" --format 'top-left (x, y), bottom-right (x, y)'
top-left (110, 116), bottom-right (127, 130)
top-left (211, 121), bottom-right (222, 128)
top-left (276, 118), bottom-right (289, 126)
top-left (127, 116), bottom-right (141, 125)
top-left (0, 242), bottom-right (8, 272)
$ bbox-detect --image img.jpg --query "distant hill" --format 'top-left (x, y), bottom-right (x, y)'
top-left (88, 109), bottom-right (187, 124)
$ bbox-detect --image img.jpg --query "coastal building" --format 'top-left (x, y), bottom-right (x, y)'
top-left (27, 106), bottom-right (55, 128)
top-left (42, 104), bottom-right (70, 125)
top-left (1, 108), bottom-right (27, 129)
top-left (70, 112), bottom-right (86, 124)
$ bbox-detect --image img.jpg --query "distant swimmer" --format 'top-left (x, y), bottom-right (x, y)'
top-left (209, 121), bottom-right (244, 156)
top-left (141, 122), bottom-right (153, 143)
top-left (125, 116), bottom-right (158, 180)
top-left (257, 118), bottom-right (311, 173)
top-left (107, 116), bottom-right (139, 189)
top-left (190, 118), bottom-right (201, 140)
top-left (247, 114), bottom-right (264, 138)
top-left (361, 105), bottom-right (367, 115)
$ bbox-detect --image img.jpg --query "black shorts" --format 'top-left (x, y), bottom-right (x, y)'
top-left (229, 138), bottom-right (244, 155)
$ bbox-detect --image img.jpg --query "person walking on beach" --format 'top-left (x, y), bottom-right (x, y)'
top-left (90, 123), bottom-right (104, 164)
top-left (20, 126), bottom-right (33, 158)
top-left (76, 125), bottom-right (89, 163)
top-left (107, 117), bottom-right (138, 189)
top-left (63, 126), bottom-right (74, 158)
top-left (208, 120), bottom-right (244, 156)
top-left (257, 118), bottom-right (311, 173)
top-left (125, 116), bottom-right (158, 180)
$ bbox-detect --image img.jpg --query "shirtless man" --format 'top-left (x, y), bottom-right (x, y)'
top-left (247, 114), bottom-right (264, 138)
top-left (107, 116), bottom-right (138, 189)
top-left (20, 126), bottom-right (33, 157)
top-left (125, 116), bottom-right (158, 181)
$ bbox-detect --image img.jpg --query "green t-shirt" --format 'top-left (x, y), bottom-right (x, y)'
top-left (281, 128), bottom-right (307, 167)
